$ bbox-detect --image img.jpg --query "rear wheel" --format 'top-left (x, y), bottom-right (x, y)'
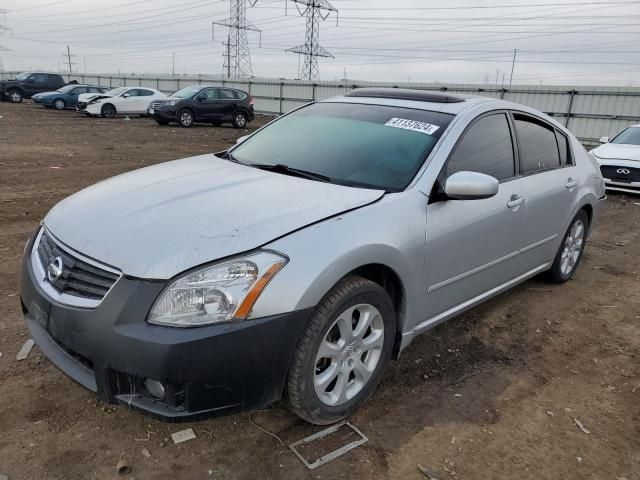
top-left (53, 98), bottom-right (66, 110)
top-left (232, 111), bottom-right (248, 129)
top-left (8, 89), bottom-right (23, 103)
top-left (547, 210), bottom-right (589, 283)
top-left (177, 109), bottom-right (194, 128)
top-left (101, 103), bottom-right (116, 118)
top-left (286, 276), bottom-right (395, 425)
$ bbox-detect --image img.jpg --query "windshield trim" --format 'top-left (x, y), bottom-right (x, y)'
top-left (229, 101), bottom-right (455, 193)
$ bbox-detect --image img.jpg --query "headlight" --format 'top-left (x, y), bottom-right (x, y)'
top-left (148, 251), bottom-right (287, 327)
top-left (168, 100), bottom-right (177, 106)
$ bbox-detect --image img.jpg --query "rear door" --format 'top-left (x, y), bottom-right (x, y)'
top-left (511, 112), bottom-right (579, 267)
top-left (216, 88), bottom-right (239, 119)
top-left (422, 112), bottom-right (527, 321)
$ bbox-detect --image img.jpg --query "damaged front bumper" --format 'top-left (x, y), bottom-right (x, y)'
top-left (20, 232), bottom-right (309, 421)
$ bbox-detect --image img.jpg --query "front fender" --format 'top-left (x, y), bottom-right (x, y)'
top-left (252, 190), bottom-right (428, 335)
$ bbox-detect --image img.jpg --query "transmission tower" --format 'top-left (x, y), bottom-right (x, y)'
top-left (0, 9), bottom-right (12, 73)
top-left (286, 0), bottom-right (338, 81)
top-left (213, 0), bottom-right (260, 78)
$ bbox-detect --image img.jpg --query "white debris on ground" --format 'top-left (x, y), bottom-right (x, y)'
top-left (171, 428), bottom-right (196, 444)
top-left (16, 339), bottom-right (35, 361)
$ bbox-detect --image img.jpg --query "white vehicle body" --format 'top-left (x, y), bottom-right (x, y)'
top-left (590, 124), bottom-right (640, 194)
top-left (84, 87), bottom-right (167, 117)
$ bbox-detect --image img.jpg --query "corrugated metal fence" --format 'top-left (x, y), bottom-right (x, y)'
top-left (2, 71), bottom-right (639, 147)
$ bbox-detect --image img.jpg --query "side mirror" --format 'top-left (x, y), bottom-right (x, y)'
top-left (236, 135), bottom-right (250, 145)
top-left (122, 93), bottom-right (130, 98)
top-left (598, 136), bottom-right (609, 144)
top-left (444, 171), bottom-right (499, 200)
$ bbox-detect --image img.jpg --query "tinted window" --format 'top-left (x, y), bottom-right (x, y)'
top-left (218, 89), bottom-right (236, 100)
top-left (233, 90), bottom-right (246, 100)
top-left (555, 130), bottom-right (571, 165)
top-left (199, 88), bottom-right (217, 100)
top-left (231, 102), bottom-right (454, 191)
top-left (446, 113), bottom-right (515, 181)
top-left (514, 115), bottom-right (561, 173)
top-left (138, 89), bottom-right (154, 97)
top-left (31, 74), bottom-right (47, 83)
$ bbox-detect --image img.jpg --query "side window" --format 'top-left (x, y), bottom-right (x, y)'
top-left (73, 87), bottom-right (86, 95)
top-left (31, 73), bottom-right (47, 83)
top-left (446, 113), bottom-right (516, 182)
top-left (514, 114), bottom-right (561, 173)
top-left (200, 88), bottom-right (217, 100)
top-left (139, 89), bottom-right (154, 97)
top-left (218, 89), bottom-right (236, 100)
top-left (233, 90), bottom-right (246, 100)
top-left (555, 130), bottom-right (572, 165)
top-left (125, 89), bottom-right (139, 97)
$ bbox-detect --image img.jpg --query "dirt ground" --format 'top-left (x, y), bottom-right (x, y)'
top-left (0, 101), bottom-right (638, 480)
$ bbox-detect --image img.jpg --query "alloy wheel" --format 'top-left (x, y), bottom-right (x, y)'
top-left (235, 113), bottom-right (247, 128)
top-left (180, 111), bottom-right (193, 127)
top-left (314, 303), bottom-right (384, 407)
top-left (9, 91), bottom-right (22, 103)
top-left (54, 99), bottom-right (65, 110)
top-left (560, 218), bottom-right (585, 276)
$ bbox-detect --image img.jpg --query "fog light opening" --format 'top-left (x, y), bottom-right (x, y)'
top-left (144, 378), bottom-right (166, 400)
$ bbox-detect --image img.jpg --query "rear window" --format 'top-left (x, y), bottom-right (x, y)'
top-left (231, 102), bottom-right (454, 191)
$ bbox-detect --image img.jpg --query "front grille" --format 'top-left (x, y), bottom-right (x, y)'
top-left (600, 165), bottom-right (640, 182)
top-left (149, 101), bottom-right (164, 109)
top-left (36, 230), bottom-right (119, 301)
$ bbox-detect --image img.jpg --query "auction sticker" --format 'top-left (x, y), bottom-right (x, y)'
top-left (384, 117), bottom-right (440, 135)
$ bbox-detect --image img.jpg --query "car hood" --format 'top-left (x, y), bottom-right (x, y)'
top-left (44, 154), bottom-right (384, 279)
top-left (33, 91), bottom-right (59, 98)
top-left (82, 93), bottom-right (113, 103)
top-left (592, 143), bottom-right (640, 162)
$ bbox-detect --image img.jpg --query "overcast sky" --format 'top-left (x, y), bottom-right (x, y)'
top-left (1, 0), bottom-right (639, 86)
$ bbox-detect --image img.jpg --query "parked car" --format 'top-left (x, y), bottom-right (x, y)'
top-left (32, 85), bottom-right (108, 110)
top-left (0, 72), bottom-right (66, 103)
top-left (590, 124), bottom-right (640, 194)
top-left (76, 86), bottom-right (126, 112)
top-left (82, 87), bottom-right (166, 118)
top-left (148, 85), bottom-right (255, 128)
top-left (20, 88), bottom-right (604, 424)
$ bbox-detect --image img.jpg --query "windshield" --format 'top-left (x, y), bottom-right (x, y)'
top-left (15, 73), bottom-right (31, 81)
top-left (105, 87), bottom-right (127, 96)
top-left (230, 102), bottom-right (454, 191)
top-left (611, 127), bottom-right (640, 146)
top-left (172, 85), bottom-right (201, 99)
top-left (57, 85), bottom-right (77, 93)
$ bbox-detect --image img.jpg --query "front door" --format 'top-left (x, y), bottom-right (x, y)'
top-left (194, 88), bottom-right (219, 120)
top-left (421, 112), bottom-right (527, 323)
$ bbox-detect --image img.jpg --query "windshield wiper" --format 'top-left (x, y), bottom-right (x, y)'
top-left (248, 163), bottom-right (332, 183)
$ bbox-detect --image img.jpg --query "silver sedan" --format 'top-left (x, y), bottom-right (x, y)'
top-left (21, 88), bottom-right (605, 425)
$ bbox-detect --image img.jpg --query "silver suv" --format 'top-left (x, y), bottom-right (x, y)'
top-left (20, 88), bottom-right (605, 424)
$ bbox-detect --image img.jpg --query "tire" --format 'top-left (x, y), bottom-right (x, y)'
top-left (232, 111), bottom-right (248, 129)
top-left (155, 119), bottom-right (170, 126)
top-left (8, 89), bottom-right (23, 103)
top-left (547, 210), bottom-right (589, 283)
top-left (101, 103), bottom-right (117, 118)
top-left (286, 276), bottom-right (395, 425)
top-left (53, 98), bottom-right (66, 110)
top-left (177, 109), bottom-right (194, 128)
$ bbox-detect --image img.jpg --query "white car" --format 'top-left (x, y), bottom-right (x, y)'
top-left (83, 87), bottom-right (167, 118)
top-left (591, 125), bottom-right (640, 194)
top-left (76, 86), bottom-right (125, 111)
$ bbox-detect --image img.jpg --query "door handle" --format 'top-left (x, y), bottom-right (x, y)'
top-left (507, 195), bottom-right (525, 209)
top-left (565, 178), bottom-right (578, 189)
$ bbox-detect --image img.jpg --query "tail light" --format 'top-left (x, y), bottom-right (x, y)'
top-left (248, 96), bottom-right (254, 106)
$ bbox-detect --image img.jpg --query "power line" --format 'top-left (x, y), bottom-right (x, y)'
top-left (286, 0), bottom-right (338, 81)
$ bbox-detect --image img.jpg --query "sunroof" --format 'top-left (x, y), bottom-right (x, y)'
top-left (346, 88), bottom-right (466, 104)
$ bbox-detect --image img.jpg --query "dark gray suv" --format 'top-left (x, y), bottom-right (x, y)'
top-left (0, 72), bottom-right (66, 103)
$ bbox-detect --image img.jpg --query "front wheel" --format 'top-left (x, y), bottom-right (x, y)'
top-left (232, 111), bottom-right (248, 129)
top-left (286, 276), bottom-right (395, 425)
top-left (8, 89), bottom-right (23, 103)
top-left (177, 109), bottom-right (194, 128)
top-left (53, 98), bottom-right (66, 110)
top-left (547, 210), bottom-right (589, 283)
top-left (101, 103), bottom-right (116, 118)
